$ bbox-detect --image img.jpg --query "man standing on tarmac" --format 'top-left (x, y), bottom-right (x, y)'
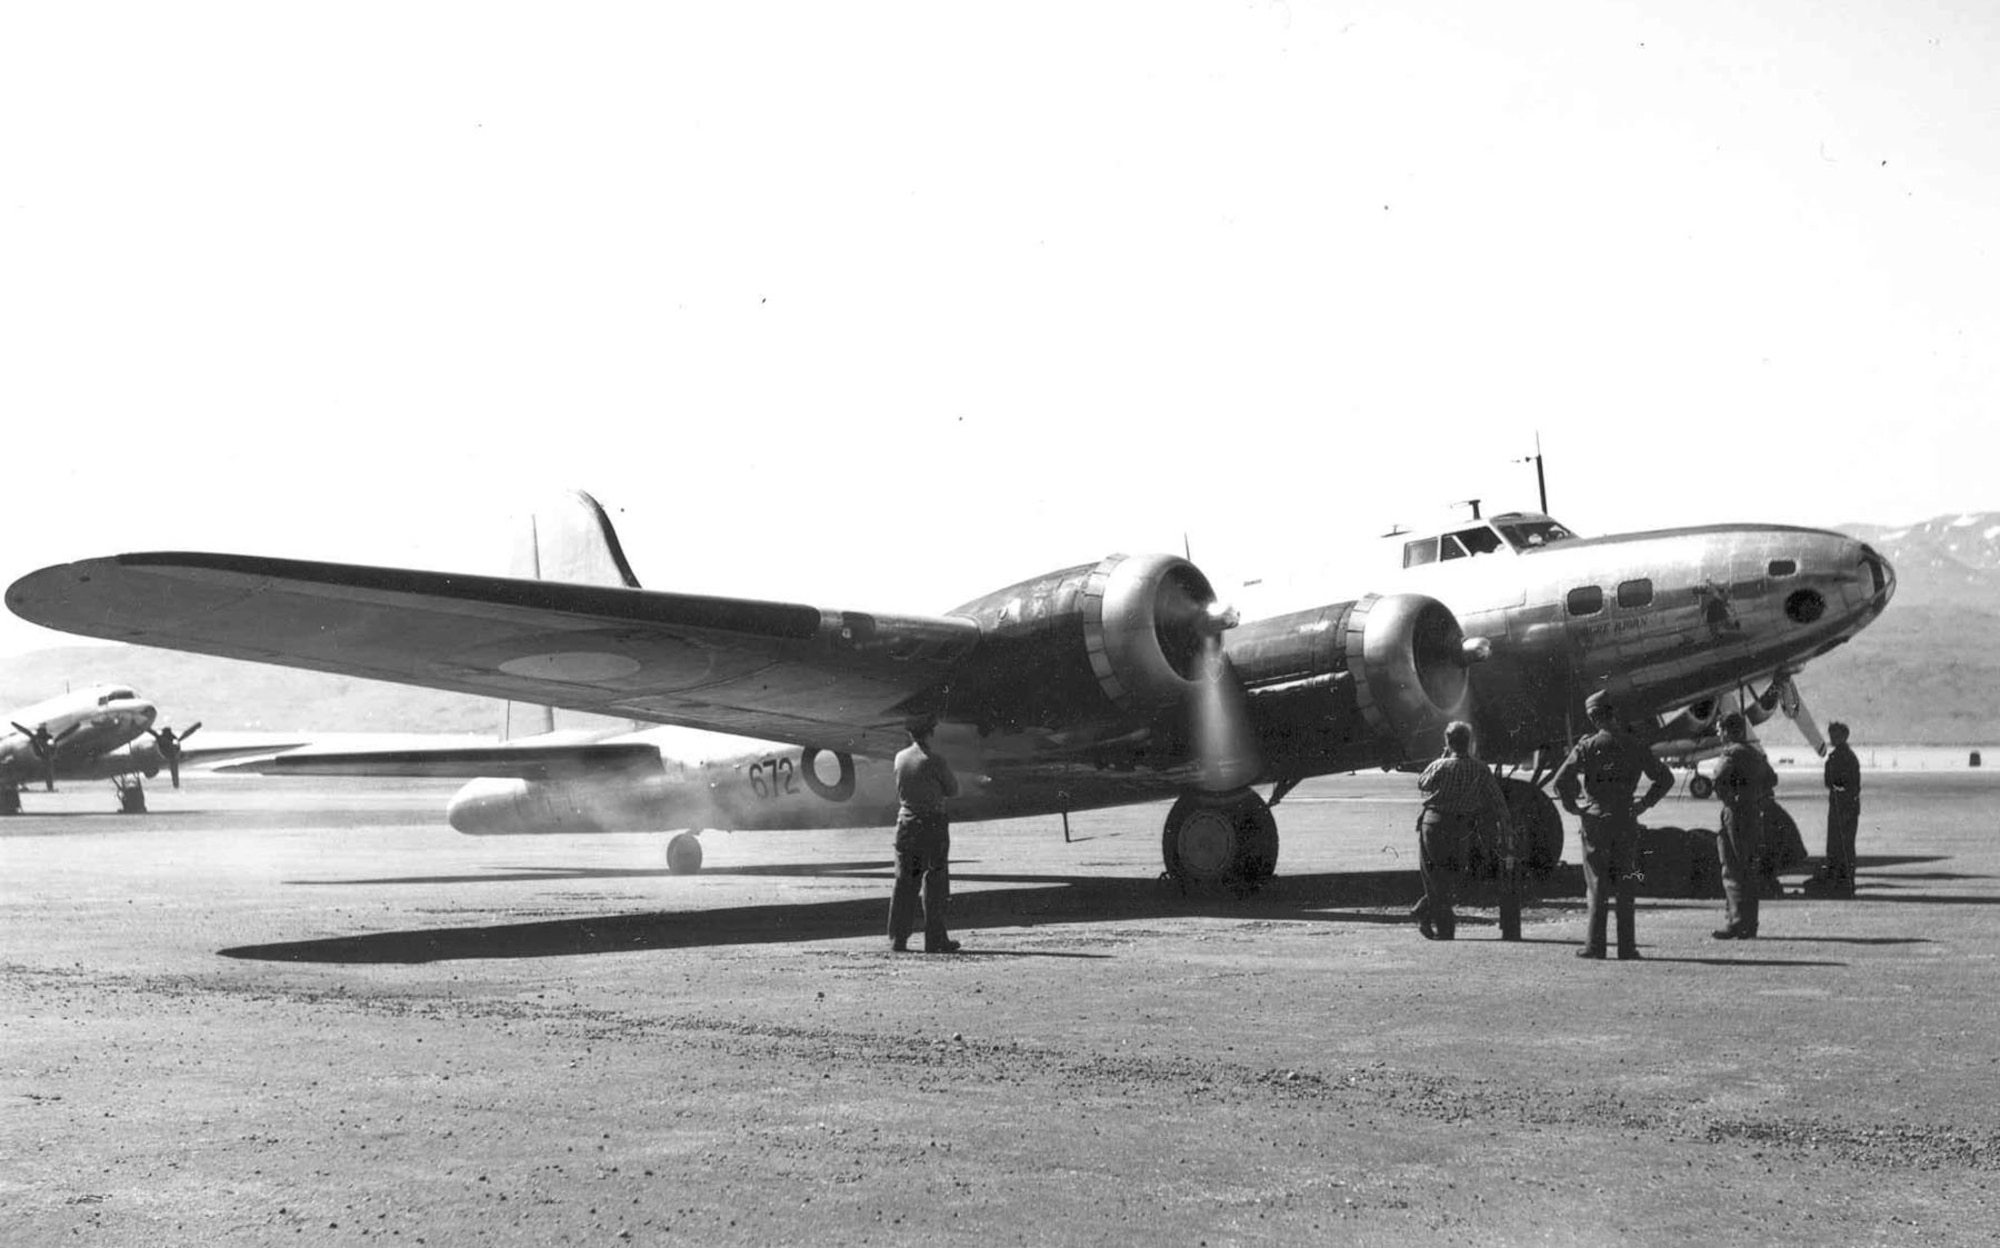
top-left (1817, 721), bottom-right (1862, 898)
top-left (1551, 690), bottom-right (1673, 961)
top-left (889, 715), bottom-right (962, 954)
top-left (1413, 721), bottom-right (1519, 941)
top-left (1711, 712), bottom-right (1779, 939)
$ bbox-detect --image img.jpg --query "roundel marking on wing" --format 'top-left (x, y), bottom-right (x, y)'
top-left (497, 651), bottom-right (644, 682)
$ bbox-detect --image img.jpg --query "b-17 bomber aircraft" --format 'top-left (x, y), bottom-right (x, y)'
top-left (1, 684), bottom-right (213, 813)
top-left (5, 490), bottom-right (1894, 880)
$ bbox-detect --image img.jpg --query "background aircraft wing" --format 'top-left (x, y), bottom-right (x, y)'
top-left (225, 741), bottom-right (665, 780)
top-left (8, 554), bottom-right (979, 757)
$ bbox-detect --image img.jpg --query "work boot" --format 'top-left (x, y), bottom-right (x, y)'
top-left (1711, 928), bottom-right (1742, 940)
top-left (1574, 947), bottom-right (1605, 960)
top-left (925, 939), bottom-right (962, 954)
top-left (1617, 949), bottom-right (1642, 961)
top-left (1419, 918), bottom-right (1437, 940)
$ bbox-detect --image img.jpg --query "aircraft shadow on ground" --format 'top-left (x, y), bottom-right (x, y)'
top-left (222, 866), bottom-right (1592, 965)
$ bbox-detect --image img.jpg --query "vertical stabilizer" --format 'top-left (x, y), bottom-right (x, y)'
top-left (502, 491), bottom-right (645, 741)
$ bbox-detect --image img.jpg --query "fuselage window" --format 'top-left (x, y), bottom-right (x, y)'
top-left (1616, 578), bottom-right (1654, 609)
top-left (1768, 559), bottom-right (1797, 577)
top-left (1404, 538), bottom-right (1439, 567)
top-left (1566, 586), bottom-right (1605, 616)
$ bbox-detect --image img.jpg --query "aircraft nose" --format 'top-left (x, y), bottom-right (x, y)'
top-left (1860, 543), bottom-right (1896, 607)
top-left (447, 777), bottom-right (529, 834)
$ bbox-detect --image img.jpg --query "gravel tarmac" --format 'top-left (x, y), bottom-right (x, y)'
top-left (4, 770), bottom-right (1999, 1246)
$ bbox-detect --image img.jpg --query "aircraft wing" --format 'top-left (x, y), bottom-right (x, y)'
top-left (6, 553), bottom-right (979, 758)
top-left (227, 742), bottom-right (664, 780)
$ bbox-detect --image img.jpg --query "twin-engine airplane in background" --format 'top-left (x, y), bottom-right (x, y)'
top-left (1, 684), bottom-right (222, 813)
top-left (5, 491), bottom-right (1894, 879)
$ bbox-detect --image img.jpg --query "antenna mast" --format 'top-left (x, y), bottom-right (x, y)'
top-left (1515, 433), bottom-right (1549, 514)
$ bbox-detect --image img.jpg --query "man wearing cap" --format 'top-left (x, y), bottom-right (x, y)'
top-left (1551, 690), bottom-right (1674, 960)
top-left (889, 716), bottom-right (962, 953)
top-left (1710, 711), bottom-right (1779, 938)
top-left (1412, 721), bottom-right (1518, 941)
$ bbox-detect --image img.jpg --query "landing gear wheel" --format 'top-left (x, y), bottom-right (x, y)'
top-left (665, 831), bottom-right (704, 875)
top-left (1497, 777), bottom-right (1564, 875)
top-left (1162, 789), bottom-right (1277, 886)
top-left (1688, 774), bottom-right (1715, 800)
top-left (114, 777), bottom-right (147, 815)
top-left (0, 787), bottom-right (19, 815)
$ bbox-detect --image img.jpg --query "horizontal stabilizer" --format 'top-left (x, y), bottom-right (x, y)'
top-left (228, 742), bottom-right (665, 781)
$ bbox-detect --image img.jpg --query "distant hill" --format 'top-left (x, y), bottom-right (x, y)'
top-left (2, 513), bottom-right (1991, 745)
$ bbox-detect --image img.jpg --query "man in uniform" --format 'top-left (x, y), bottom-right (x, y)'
top-left (1710, 712), bottom-right (1778, 939)
top-left (1551, 690), bottom-right (1673, 960)
top-left (1413, 720), bottom-right (1519, 941)
top-left (889, 715), bottom-right (962, 953)
top-left (1818, 720), bottom-right (1862, 898)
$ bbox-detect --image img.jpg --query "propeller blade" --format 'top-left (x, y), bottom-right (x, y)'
top-left (168, 756), bottom-right (182, 789)
top-left (180, 722), bottom-right (202, 741)
top-left (1771, 672), bottom-right (1827, 757)
top-left (1190, 636), bottom-right (1260, 791)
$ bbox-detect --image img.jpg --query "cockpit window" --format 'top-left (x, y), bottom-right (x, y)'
top-left (1404, 538), bottom-right (1438, 567)
top-left (1439, 534), bottom-right (1469, 561)
top-left (1452, 527), bottom-right (1505, 556)
top-left (1496, 519), bottom-right (1574, 551)
top-left (99, 687), bottom-right (136, 705)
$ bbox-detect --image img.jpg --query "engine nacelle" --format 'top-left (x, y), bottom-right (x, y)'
top-left (1344, 592), bottom-right (1474, 756)
top-left (944, 553), bottom-right (1231, 731)
top-left (1229, 591), bottom-right (1476, 766)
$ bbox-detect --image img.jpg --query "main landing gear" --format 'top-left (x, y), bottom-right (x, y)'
top-left (0, 786), bottom-right (20, 815)
top-left (113, 775), bottom-right (148, 814)
top-left (1161, 788), bottom-right (1278, 887)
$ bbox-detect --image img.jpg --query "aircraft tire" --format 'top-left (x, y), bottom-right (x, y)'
top-left (665, 831), bottom-right (704, 875)
top-left (1498, 778), bottom-right (1564, 875)
top-left (1688, 774), bottom-right (1715, 801)
top-left (1763, 798), bottom-right (1807, 871)
top-left (1162, 790), bottom-right (1272, 885)
top-left (0, 787), bottom-right (19, 816)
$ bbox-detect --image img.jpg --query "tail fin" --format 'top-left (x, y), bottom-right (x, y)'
top-left (502, 491), bottom-right (645, 742)
top-left (509, 489), bottom-right (643, 589)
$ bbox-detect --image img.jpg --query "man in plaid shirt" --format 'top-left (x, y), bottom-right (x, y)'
top-left (1413, 720), bottom-right (1514, 941)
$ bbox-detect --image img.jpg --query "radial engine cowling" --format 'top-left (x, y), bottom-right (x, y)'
top-left (1344, 592), bottom-right (1475, 759)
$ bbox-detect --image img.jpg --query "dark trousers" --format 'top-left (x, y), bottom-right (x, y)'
top-left (1578, 814), bottom-right (1638, 955)
top-left (889, 815), bottom-right (951, 950)
top-left (1826, 796), bottom-right (1860, 891)
top-left (1718, 804), bottom-right (1764, 936)
top-left (1416, 810), bottom-right (1467, 939)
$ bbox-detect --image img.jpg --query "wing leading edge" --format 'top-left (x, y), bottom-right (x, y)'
top-left (6, 553), bottom-right (980, 757)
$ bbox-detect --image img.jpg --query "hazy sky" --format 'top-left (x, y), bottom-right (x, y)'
top-left (4, 1), bottom-right (1995, 656)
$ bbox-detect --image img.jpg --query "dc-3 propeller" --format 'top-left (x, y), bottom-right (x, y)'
top-left (146, 723), bottom-right (202, 789)
top-left (11, 721), bottom-right (80, 792)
